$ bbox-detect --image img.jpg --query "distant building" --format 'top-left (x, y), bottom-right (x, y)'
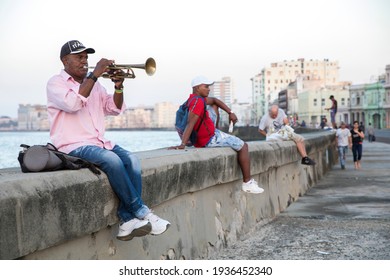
top-left (154, 102), bottom-right (177, 128)
top-left (17, 104), bottom-right (49, 131)
top-left (210, 77), bottom-right (234, 106)
top-left (251, 58), bottom-right (340, 124)
top-left (350, 80), bottom-right (386, 129)
top-left (0, 116), bottom-right (17, 131)
top-left (230, 101), bottom-right (252, 127)
top-left (250, 73), bottom-right (265, 124)
top-left (104, 102), bottom-right (178, 129)
top-left (301, 83), bottom-right (350, 127)
top-left (210, 77), bottom-right (234, 126)
top-left (384, 64), bottom-right (390, 128)
top-left (119, 106), bottom-right (154, 129)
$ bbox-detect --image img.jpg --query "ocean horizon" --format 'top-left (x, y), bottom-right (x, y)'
top-left (0, 130), bottom-right (180, 169)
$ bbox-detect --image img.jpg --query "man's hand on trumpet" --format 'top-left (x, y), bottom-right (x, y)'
top-left (92, 58), bottom-right (114, 78)
top-left (92, 58), bottom-right (125, 89)
top-left (107, 66), bottom-right (125, 89)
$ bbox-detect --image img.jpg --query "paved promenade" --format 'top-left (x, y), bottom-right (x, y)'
top-left (210, 140), bottom-right (390, 259)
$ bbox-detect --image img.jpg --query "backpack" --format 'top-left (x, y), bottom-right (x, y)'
top-left (17, 143), bottom-right (101, 174)
top-left (175, 96), bottom-right (206, 146)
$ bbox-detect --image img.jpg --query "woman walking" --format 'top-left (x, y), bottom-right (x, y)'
top-left (351, 121), bottom-right (365, 169)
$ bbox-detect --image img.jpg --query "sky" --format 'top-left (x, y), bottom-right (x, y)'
top-left (0, 0), bottom-right (389, 118)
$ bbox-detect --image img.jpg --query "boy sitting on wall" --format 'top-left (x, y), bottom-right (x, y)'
top-left (169, 76), bottom-right (264, 194)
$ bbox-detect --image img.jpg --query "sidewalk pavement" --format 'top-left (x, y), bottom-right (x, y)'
top-left (210, 141), bottom-right (390, 260)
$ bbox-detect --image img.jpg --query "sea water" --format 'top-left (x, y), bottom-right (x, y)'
top-left (0, 130), bottom-right (180, 169)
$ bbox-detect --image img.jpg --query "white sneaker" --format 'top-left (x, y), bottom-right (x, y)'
top-left (242, 179), bottom-right (264, 194)
top-left (144, 212), bottom-right (171, 235)
top-left (117, 218), bottom-right (151, 241)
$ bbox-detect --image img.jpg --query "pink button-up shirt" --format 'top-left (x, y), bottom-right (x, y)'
top-left (46, 70), bottom-right (125, 153)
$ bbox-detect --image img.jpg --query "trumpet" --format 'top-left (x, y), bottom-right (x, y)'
top-left (89, 57), bottom-right (156, 79)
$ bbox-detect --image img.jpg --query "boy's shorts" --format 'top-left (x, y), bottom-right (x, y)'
top-left (206, 129), bottom-right (244, 151)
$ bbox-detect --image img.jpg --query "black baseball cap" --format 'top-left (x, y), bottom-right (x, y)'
top-left (60, 40), bottom-right (95, 60)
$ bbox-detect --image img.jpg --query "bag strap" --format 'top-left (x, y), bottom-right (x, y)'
top-left (187, 96), bottom-right (207, 133)
top-left (46, 143), bottom-right (101, 175)
top-left (46, 143), bottom-right (59, 151)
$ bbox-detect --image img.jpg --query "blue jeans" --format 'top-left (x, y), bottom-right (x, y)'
top-left (338, 146), bottom-right (348, 167)
top-left (69, 145), bottom-right (149, 223)
top-left (330, 110), bottom-right (336, 123)
top-left (352, 143), bottom-right (363, 162)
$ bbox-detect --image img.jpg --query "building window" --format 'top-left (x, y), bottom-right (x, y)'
top-left (321, 98), bottom-right (325, 106)
top-left (341, 98), bottom-right (345, 106)
top-left (357, 97), bottom-right (360, 105)
top-left (314, 98), bottom-right (317, 106)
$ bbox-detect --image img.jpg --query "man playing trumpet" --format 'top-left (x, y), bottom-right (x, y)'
top-left (46, 40), bottom-right (170, 241)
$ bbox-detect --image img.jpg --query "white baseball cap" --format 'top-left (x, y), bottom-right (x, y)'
top-left (191, 76), bottom-right (214, 87)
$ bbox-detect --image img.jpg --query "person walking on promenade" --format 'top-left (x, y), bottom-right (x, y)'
top-left (258, 105), bottom-right (316, 166)
top-left (325, 95), bottom-right (338, 129)
top-left (336, 121), bottom-right (352, 169)
top-left (46, 40), bottom-right (170, 241)
top-left (351, 121), bottom-right (365, 169)
top-left (169, 76), bottom-right (264, 194)
top-left (367, 123), bottom-right (375, 142)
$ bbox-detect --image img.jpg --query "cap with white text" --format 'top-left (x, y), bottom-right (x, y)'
top-left (60, 40), bottom-right (95, 60)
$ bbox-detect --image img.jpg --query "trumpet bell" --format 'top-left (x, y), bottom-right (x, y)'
top-left (144, 57), bottom-right (156, 76)
top-left (113, 57), bottom-right (156, 77)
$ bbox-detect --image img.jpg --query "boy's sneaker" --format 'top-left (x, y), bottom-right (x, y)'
top-left (242, 179), bottom-right (264, 194)
top-left (144, 212), bottom-right (171, 235)
top-left (117, 218), bottom-right (152, 241)
top-left (301, 157), bottom-right (316, 165)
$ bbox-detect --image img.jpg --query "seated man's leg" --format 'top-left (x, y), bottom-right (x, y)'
top-left (108, 145), bottom-right (171, 235)
top-left (296, 141), bottom-right (307, 157)
top-left (290, 133), bottom-right (316, 165)
top-left (69, 145), bottom-right (147, 222)
top-left (70, 145), bottom-right (170, 239)
top-left (112, 145), bottom-right (143, 196)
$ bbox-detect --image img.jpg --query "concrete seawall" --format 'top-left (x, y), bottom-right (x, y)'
top-left (0, 131), bottom-right (337, 260)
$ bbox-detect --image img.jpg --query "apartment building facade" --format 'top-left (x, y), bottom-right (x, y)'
top-left (297, 83), bottom-right (351, 127)
top-left (384, 65), bottom-right (390, 128)
top-left (251, 58), bottom-right (340, 123)
top-left (210, 77), bottom-right (234, 126)
top-left (350, 81), bottom-right (386, 129)
top-left (17, 104), bottom-right (50, 131)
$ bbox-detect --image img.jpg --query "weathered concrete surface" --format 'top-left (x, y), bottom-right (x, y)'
top-left (0, 131), bottom-right (337, 260)
top-left (209, 141), bottom-right (390, 259)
